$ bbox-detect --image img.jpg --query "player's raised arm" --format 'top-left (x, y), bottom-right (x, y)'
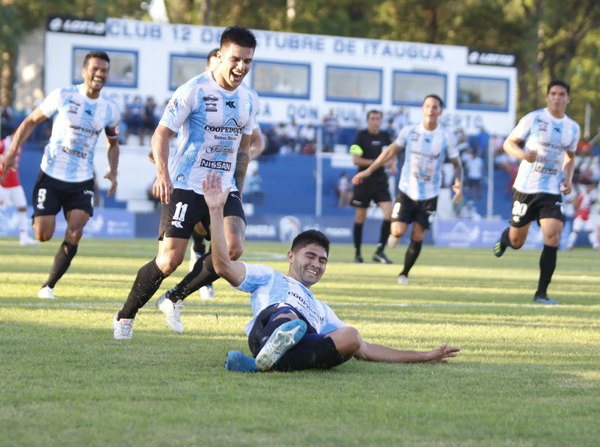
top-left (203, 172), bottom-right (247, 287)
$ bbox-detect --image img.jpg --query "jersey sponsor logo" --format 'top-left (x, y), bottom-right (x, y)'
top-left (411, 149), bottom-right (441, 160)
top-left (62, 147), bottom-right (88, 159)
top-left (199, 159), bottom-right (232, 171)
top-left (205, 145), bottom-right (235, 154)
top-left (203, 95), bottom-right (219, 102)
top-left (226, 101), bottom-right (235, 108)
top-left (204, 118), bottom-right (244, 135)
top-left (536, 118), bottom-right (549, 132)
top-left (83, 190), bottom-right (95, 196)
top-left (538, 140), bottom-right (568, 153)
top-left (414, 172), bottom-right (432, 181)
top-left (68, 125), bottom-right (102, 136)
top-left (534, 165), bottom-right (558, 175)
top-left (205, 103), bottom-right (217, 112)
top-left (411, 132), bottom-right (421, 142)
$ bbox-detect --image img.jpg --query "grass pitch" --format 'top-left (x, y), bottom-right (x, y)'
top-left (1, 237), bottom-right (599, 447)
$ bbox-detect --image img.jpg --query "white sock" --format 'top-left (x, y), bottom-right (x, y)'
top-left (588, 232), bottom-right (599, 249)
top-left (566, 231), bottom-right (577, 248)
top-left (17, 211), bottom-right (29, 238)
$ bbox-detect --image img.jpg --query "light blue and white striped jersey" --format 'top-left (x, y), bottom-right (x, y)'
top-left (38, 84), bottom-right (120, 182)
top-left (160, 72), bottom-right (259, 195)
top-left (235, 263), bottom-right (348, 336)
top-left (511, 108), bottom-right (580, 195)
top-left (396, 123), bottom-right (458, 201)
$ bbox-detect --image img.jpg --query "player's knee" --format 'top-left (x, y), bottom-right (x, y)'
top-left (155, 254), bottom-right (183, 275)
top-left (36, 231), bottom-right (52, 242)
top-left (510, 238), bottom-right (525, 249)
top-left (66, 228), bottom-right (84, 243)
top-left (331, 327), bottom-right (362, 357)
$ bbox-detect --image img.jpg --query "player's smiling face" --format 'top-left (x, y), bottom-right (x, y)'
top-left (422, 96), bottom-right (443, 128)
top-left (81, 57), bottom-right (109, 98)
top-left (215, 43), bottom-right (254, 91)
top-left (287, 243), bottom-right (328, 288)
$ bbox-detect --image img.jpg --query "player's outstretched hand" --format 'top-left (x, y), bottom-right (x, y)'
top-left (427, 344), bottom-right (460, 362)
top-left (203, 172), bottom-right (232, 210)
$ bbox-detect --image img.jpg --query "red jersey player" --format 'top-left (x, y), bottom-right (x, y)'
top-left (0, 135), bottom-right (39, 246)
top-left (566, 181), bottom-right (599, 250)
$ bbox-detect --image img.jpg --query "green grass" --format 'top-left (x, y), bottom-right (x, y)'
top-left (1, 237), bottom-right (599, 446)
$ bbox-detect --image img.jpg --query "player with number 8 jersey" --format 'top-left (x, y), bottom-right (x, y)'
top-left (0, 50), bottom-right (121, 300)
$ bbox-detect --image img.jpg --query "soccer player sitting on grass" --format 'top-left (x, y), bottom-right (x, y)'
top-left (202, 171), bottom-right (460, 372)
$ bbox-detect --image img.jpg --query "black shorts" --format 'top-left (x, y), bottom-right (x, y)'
top-left (32, 171), bottom-right (95, 218)
top-left (351, 178), bottom-right (392, 208)
top-left (158, 188), bottom-right (245, 240)
top-left (391, 190), bottom-right (437, 230)
top-left (509, 190), bottom-right (565, 227)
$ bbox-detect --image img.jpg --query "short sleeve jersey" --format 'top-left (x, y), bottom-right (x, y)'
top-left (511, 108), bottom-right (580, 195)
top-left (235, 263), bottom-right (348, 336)
top-left (0, 136), bottom-right (22, 187)
top-left (395, 123), bottom-right (458, 201)
top-left (159, 72), bottom-right (259, 195)
top-left (38, 84), bottom-right (121, 182)
top-left (351, 130), bottom-right (391, 185)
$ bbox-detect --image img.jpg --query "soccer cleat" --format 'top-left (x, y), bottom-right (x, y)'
top-left (157, 293), bottom-right (184, 333)
top-left (20, 236), bottom-right (39, 246)
top-left (37, 286), bottom-right (56, 299)
top-left (354, 255), bottom-right (364, 263)
top-left (113, 313), bottom-right (134, 339)
top-left (533, 294), bottom-right (558, 305)
top-left (387, 234), bottom-right (400, 249)
top-left (225, 351), bottom-right (259, 373)
top-left (255, 320), bottom-right (307, 371)
top-left (397, 274), bottom-right (409, 285)
top-left (199, 285), bottom-right (216, 299)
top-left (373, 251), bottom-right (393, 264)
top-left (493, 239), bottom-right (506, 257)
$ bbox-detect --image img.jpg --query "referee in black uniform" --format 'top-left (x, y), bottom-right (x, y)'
top-left (349, 109), bottom-right (397, 264)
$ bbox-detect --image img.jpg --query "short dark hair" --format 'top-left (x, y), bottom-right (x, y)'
top-left (83, 51), bottom-right (110, 68)
top-left (207, 48), bottom-right (219, 64)
top-left (366, 110), bottom-right (382, 120)
top-left (220, 26), bottom-right (257, 50)
top-left (547, 80), bottom-right (570, 95)
top-left (423, 94), bottom-right (443, 108)
top-left (291, 230), bottom-right (330, 256)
